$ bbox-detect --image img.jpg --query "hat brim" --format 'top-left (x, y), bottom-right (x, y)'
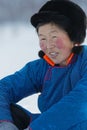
top-left (31, 11), bottom-right (70, 28)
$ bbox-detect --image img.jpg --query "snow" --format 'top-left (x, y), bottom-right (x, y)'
top-left (0, 23), bottom-right (87, 113)
top-left (0, 24), bottom-right (40, 78)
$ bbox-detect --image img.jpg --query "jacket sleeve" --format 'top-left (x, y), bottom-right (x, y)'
top-left (0, 61), bottom-right (43, 121)
top-left (29, 58), bottom-right (87, 130)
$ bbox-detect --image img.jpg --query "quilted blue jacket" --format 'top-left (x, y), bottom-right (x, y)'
top-left (0, 45), bottom-right (87, 130)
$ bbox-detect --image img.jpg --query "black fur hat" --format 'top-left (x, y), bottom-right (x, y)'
top-left (31, 0), bottom-right (86, 43)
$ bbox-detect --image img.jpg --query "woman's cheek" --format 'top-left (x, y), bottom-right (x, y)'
top-left (55, 38), bottom-right (65, 49)
top-left (40, 42), bottom-right (47, 51)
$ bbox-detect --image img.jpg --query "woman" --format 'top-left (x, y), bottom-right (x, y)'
top-left (0, 0), bottom-right (87, 130)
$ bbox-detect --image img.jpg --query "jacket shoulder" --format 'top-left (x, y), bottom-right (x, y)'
top-left (82, 45), bottom-right (87, 55)
top-left (79, 45), bottom-right (87, 59)
top-left (27, 58), bottom-right (49, 71)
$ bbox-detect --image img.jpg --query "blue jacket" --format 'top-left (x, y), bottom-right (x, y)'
top-left (0, 45), bottom-right (87, 130)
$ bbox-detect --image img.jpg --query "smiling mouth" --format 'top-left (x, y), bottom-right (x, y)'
top-left (49, 52), bottom-right (59, 58)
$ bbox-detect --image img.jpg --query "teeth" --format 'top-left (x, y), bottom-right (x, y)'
top-left (50, 52), bottom-right (55, 55)
top-left (50, 52), bottom-right (57, 55)
top-left (49, 52), bottom-right (58, 57)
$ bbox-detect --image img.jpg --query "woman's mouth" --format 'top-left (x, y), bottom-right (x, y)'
top-left (49, 52), bottom-right (59, 58)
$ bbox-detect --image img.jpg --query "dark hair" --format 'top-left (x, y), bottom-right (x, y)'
top-left (36, 12), bottom-right (73, 41)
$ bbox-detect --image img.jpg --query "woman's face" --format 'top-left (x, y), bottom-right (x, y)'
top-left (38, 23), bottom-right (74, 66)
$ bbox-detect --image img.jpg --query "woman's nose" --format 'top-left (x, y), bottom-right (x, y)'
top-left (47, 39), bottom-right (55, 49)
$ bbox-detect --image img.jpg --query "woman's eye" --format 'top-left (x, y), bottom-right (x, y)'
top-left (52, 36), bottom-right (57, 38)
top-left (40, 38), bottom-right (46, 41)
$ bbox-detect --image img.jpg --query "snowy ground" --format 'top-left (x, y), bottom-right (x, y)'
top-left (0, 23), bottom-right (87, 113)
